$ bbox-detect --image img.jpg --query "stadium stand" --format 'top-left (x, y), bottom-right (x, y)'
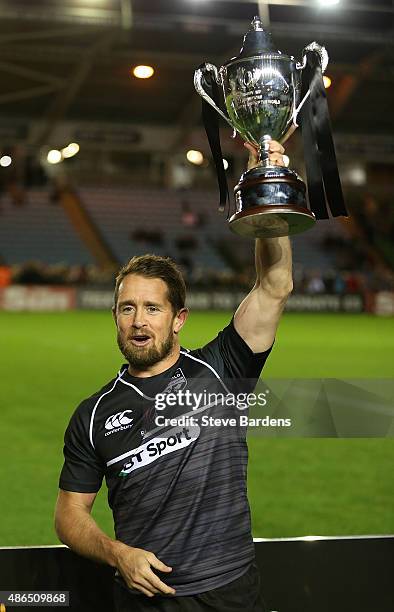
top-left (0, 189), bottom-right (94, 266)
top-left (79, 186), bottom-right (349, 274)
top-left (1, 185), bottom-right (391, 296)
top-left (79, 186), bottom-right (229, 271)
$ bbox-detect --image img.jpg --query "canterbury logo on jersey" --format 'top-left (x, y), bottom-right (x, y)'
top-left (117, 425), bottom-right (200, 476)
top-left (104, 410), bottom-right (134, 436)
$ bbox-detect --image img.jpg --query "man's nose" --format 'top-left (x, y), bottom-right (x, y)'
top-left (131, 309), bottom-right (147, 328)
top-left (132, 320), bottom-right (145, 329)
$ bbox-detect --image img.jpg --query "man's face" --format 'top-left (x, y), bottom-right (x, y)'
top-left (114, 274), bottom-right (183, 371)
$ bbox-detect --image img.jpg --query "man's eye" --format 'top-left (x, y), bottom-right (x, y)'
top-left (147, 306), bottom-right (159, 313)
top-left (122, 306), bottom-right (133, 313)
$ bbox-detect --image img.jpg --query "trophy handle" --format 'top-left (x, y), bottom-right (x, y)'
top-left (194, 63), bottom-right (233, 128)
top-left (293, 42), bottom-right (329, 127)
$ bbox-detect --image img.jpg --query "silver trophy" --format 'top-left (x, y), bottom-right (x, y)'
top-left (194, 16), bottom-right (329, 238)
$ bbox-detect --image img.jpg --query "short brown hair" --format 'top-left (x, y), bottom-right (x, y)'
top-left (113, 254), bottom-right (186, 313)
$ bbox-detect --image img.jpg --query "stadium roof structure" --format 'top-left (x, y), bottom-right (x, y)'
top-left (0, 0), bottom-right (392, 154)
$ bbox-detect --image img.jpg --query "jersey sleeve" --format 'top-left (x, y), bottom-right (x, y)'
top-left (195, 317), bottom-right (273, 380)
top-left (59, 401), bottom-right (104, 493)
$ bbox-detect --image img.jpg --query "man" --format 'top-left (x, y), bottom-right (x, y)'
top-left (55, 141), bottom-right (292, 611)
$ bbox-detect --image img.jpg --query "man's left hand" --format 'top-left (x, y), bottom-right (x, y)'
top-left (244, 140), bottom-right (286, 171)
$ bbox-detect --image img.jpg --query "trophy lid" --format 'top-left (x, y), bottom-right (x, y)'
top-left (238, 16), bottom-right (279, 57)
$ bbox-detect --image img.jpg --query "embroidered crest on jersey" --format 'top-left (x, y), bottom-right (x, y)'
top-left (162, 368), bottom-right (187, 395)
top-left (141, 369), bottom-right (187, 436)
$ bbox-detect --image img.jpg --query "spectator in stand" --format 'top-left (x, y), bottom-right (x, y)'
top-left (181, 201), bottom-right (199, 228)
top-left (333, 273), bottom-right (346, 295)
top-left (306, 271), bottom-right (325, 294)
top-left (0, 263), bottom-right (11, 287)
top-left (344, 272), bottom-right (361, 294)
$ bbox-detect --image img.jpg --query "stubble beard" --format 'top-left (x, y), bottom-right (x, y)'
top-left (117, 328), bottom-right (175, 371)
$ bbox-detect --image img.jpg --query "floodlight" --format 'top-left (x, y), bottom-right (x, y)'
top-left (186, 150), bottom-right (204, 165)
top-left (62, 143), bottom-right (80, 158)
top-left (47, 150), bottom-right (62, 164)
top-left (133, 65), bottom-right (155, 79)
top-left (0, 155), bottom-right (12, 167)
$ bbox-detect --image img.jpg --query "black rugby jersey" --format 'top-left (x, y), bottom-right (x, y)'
top-left (59, 319), bottom-right (272, 596)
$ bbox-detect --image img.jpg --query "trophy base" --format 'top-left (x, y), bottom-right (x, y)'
top-left (230, 165), bottom-right (316, 238)
top-left (229, 205), bottom-right (316, 238)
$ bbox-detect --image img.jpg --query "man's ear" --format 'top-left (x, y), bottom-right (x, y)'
top-left (112, 306), bottom-right (117, 324)
top-left (174, 308), bottom-right (189, 334)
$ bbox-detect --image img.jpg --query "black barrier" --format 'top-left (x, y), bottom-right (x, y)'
top-left (255, 536), bottom-right (394, 612)
top-left (0, 537), bottom-right (393, 611)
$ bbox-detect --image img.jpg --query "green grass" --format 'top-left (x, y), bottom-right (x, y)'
top-left (0, 311), bottom-right (393, 545)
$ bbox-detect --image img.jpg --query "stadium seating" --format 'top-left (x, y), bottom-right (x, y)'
top-left (79, 187), bottom-right (229, 271)
top-left (0, 186), bottom-right (348, 276)
top-left (292, 218), bottom-right (349, 270)
top-left (79, 186), bottom-right (347, 272)
top-left (0, 189), bottom-right (94, 265)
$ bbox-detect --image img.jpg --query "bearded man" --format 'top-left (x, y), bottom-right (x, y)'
top-left (55, 141), bottom-right (292, 612)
